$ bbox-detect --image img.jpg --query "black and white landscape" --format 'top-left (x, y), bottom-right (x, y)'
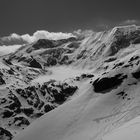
top-left (1, 0), bottom-right (140, 139)
top-left (0, 25), bottom-right (140, 140)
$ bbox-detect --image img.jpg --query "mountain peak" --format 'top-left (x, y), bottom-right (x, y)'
top-left (111, 24), bottom-right (138, 36)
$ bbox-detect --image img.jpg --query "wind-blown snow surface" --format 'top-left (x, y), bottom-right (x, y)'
top-left (1, 25), bottom-right (140, 140)
top-left (103, 116), bottom-right (140, 140)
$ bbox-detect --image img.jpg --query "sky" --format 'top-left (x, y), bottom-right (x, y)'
top-left (0, 0), bottom-right (140, 36)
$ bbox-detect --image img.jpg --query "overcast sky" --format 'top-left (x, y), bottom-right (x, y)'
top-left (0, 0), bottom-right (140, 36)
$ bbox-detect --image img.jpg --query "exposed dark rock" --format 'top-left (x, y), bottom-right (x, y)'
top-left (16, 89), bottom-right (27, 99)
top-left (46, 57), bottom-right (57, 66)
top-left (3, 58), bottom-right (12, 65)
top-left (21, 108), bottom-right (34, 117)
top-left (29, 57), bottom-right (42, 69)
top-left (67, 42), bottom-right (80, 49)
top-left (16, 87), bottom-right (42, 109)
top-left (0, 98), bottom-right (7, 105)
top-left (17, 56), bottom-right (26, 62)
top-left (31, 112), bottom-right (44, 118)
top-left (0, 71), bottom-right (3, 76)
top-left (109, 38), bottom-right (130, 56)
top-left (132, 36), bottom-right (140, 44)
top-left (32, 37), bottom-right (76, 50)
top-left (128, 82), bottom-right (137, 86)
top-left (123, 63), bottom-right (133, 68)
top-left (0, 127), bottom-right (13, 140)
top-left (93, 74), bottom-right (127, 93)
top-left (47, 81), bottom-right (78, 104)
top-left (2, 110), bottom-right (14, 118)
top-left (109, 29), bottom-right (140, 56)
top-left (59, 55), bottom-right (69, 65)
top-left (7, 69), bottom-right (14, 75)
top-left (113, 62), bottom-right (124, 69)
top-left (44, 104), bottom-right (54, 113)
top-left (129, 56), bottom-right (140, 62)
top-left (116, 91), bottom-right (125, 96)
top-left (105, 57), bottom-right (117, 62)
top-left (81, 74), bottom-right (94, 79)
top-left (132, 69), bottom-right (140, 79)
top-left (77, 49), bottom-right (86, 59)
top-left (32, 39), bottom-right (55, 49)
top-left (12, 116), bottom-right (30, 127)
top-left (0, 76), bottom-right (5, 85)
top-left (5, 93), bottom-right (21, 113)
top-left (116, 91), bottom-right (128, 99)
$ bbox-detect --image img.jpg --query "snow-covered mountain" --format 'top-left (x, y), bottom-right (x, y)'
top-left (0, 25), bottom-right (140, 140)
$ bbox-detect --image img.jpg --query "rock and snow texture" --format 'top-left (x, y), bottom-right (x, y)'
top-left (0, 25), bottom-right (140, 140)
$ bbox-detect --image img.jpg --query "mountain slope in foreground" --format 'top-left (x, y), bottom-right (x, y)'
top-left (103, 115), bottom-right (140, 140)
top-left (0, 25), bottom-right (140, 140)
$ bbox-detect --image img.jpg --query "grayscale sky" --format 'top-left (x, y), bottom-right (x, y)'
top-left (0, 0), bottom-right (140, 36)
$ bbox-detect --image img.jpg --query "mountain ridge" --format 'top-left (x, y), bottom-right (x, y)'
top-left (0, 25), bottom-right (140, 140)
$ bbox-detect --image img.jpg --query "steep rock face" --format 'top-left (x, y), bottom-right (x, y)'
top-left (28, 57), bottom-right (42, 69)
top-left (107, 26), bottom-right (140, 56)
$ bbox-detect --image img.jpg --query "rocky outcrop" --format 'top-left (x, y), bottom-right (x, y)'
top-left (93, 74), bottom-right (127, 93)
top-left (29, 57), bottom-right (42, 69)
top-left (0, 76), bottom-right (5, 85)
top-left (0, 127), bottom-right (13, 140)
top-left (132, 69), bottom-right (140, 79)
top-left (10, 116), bottom-right (30, 127)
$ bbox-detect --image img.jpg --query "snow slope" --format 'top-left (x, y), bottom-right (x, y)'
top-left (103, 116), bottom-right (140, 140)
top-left (14, 78), bottom-right (140, 140)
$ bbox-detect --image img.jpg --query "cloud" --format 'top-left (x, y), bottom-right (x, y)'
top-left (0, 45), bottom-right (21, 55)
top-left (9, 30), bottom-right (75, 43)
top-left (120, 19), bottom-right (139, 25)
top-left (10, 33), bottom-right (21, 39)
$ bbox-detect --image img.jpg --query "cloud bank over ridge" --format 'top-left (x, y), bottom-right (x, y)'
top-left (9, 30), bottom-right (75, 43)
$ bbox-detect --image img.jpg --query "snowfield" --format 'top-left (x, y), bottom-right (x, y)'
top-left (103, 116), bottom-right (140, 140)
